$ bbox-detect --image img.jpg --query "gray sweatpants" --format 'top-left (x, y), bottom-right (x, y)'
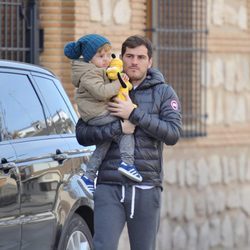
top-left (86, 114), bottom-right (135, 180)
top-left (93, 184), bottom-right (161, 250)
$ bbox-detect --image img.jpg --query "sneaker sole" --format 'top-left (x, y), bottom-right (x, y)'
top-left (77, 179), bottom-right (94, 199)
top-left (118, 167), bottom-right (143, 182)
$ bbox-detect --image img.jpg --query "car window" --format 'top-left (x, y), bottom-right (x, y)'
top-left (33, 76), bottom-right (75, 134)
top-left (0, 72), bottom-right (48, 141)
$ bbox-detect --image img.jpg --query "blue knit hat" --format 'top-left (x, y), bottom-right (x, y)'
top-left (64, 34), bottom-right (111, 62)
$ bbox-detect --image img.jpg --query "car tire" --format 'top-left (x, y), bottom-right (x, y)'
top-left (60, 213), bottom-right (93, 250)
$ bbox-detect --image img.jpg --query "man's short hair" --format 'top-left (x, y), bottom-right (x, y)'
top-left (121, 35), bottom-right (153, 59)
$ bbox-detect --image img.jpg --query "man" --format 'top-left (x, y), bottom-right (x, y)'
top-left (76, 35), bottom-right (182, 250)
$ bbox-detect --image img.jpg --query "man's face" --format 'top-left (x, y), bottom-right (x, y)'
top-left (122, 45), bottom-right (152, 85)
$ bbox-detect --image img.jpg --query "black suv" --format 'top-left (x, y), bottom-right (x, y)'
top-left (0, 60), bottom-right (94, 250)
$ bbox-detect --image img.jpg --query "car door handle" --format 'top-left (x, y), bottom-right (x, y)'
top-left (53, 149), bottom-right (68, 163)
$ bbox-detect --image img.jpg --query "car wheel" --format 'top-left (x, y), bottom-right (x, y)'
top-left (60, 214), bottom-right (93, 250)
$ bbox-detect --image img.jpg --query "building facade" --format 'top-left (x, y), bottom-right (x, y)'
top-left (1, 0), bottom-right (250, 249)
top-left (39, 1), bottom-right (250, 249)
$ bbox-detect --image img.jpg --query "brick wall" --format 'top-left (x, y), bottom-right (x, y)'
top-left (39, 0), bottom-right (147, 103)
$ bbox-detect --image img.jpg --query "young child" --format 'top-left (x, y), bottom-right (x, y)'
top-left (64, 34), bottom-right (142, 199)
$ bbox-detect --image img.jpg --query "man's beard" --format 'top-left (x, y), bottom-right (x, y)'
top-left (129, 72), bottom-right (146, 83)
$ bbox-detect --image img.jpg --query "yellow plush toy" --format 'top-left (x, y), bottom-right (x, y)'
top-left (106, 54), bottom-right (134, 102)
top-left (106, 54), bottom-right (123, 80)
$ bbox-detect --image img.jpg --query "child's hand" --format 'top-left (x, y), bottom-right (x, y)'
top-left (121, 73), bottom-right (129, 82)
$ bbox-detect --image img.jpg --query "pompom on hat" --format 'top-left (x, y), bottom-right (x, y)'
top-left (64, 34), bottom-right (111, 62)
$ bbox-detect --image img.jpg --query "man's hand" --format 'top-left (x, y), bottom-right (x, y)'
top-left (120, 120), bottom-right (135, 134)
top-left (108, 92), bottom-right (135, 119)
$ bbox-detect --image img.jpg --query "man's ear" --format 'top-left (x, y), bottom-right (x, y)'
top-left (148, 58), bottom-right (153, 69)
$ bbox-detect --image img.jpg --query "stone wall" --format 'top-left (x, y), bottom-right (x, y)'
top-left (207, 0), bottom-right (250, 126)
top-left (156, 143), bottom-right (250, 250)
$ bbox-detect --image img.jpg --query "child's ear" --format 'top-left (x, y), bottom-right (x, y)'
top-left (119, 54), bottom-right (122, 60)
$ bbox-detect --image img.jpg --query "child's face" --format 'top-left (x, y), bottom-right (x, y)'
top-left (90, 49), bottom-right (111, 69)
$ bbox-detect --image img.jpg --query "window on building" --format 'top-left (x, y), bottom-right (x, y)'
top-left (148, 0), bottom-right (208, 137)
top-left (0, 0), bottom-right (41, 64)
